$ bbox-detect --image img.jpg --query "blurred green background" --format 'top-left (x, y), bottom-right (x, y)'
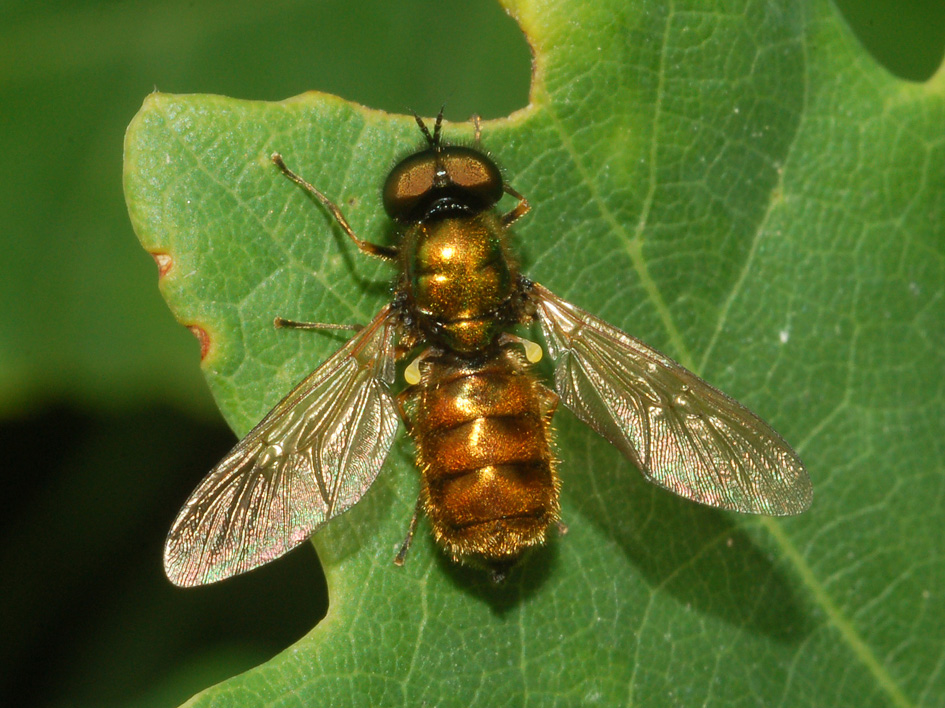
top-left (0, 1), bottom-right (940, 706)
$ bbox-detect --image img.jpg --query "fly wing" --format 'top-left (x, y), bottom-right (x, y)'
top-left (530, 283), bottom-right (811, 515)
top-left (164, 306), bottom-right (401, 586)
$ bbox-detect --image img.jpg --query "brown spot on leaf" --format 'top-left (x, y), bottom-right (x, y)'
top-left (187, 325), bottom-right (211, 360)
top-left (151, 252), bottom-right (173, 277)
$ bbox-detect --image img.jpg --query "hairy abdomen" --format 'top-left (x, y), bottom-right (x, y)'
top-left (404, 347), bottom-right (559, 572)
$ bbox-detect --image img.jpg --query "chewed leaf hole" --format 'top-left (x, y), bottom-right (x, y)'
top-left (833, 0), bottom-right (945, 81)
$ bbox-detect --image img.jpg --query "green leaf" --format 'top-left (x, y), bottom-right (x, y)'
top-left (0, 0), bottom-right (528, 419)
top-left (123, 0), bottom-right (945, 705)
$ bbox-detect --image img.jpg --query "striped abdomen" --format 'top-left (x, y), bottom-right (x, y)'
top-left (403, 346), bottom-right (559, 574)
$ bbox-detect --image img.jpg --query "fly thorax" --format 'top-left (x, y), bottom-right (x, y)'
top-left (402, 212), bottom-right (517, 353)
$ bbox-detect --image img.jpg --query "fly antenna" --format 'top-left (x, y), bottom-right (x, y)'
top-left (414, 113), bottom-right (436, 148)
top-left (432, 105), bottom-right (445, 149)
top-left (413, 105), bottom-right (446, 151)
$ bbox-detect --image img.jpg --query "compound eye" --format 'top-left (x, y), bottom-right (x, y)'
top-left (382, 145), bottom-right (505, 221)
top-left (441, 147), bottom-right (503, 208)
top-left (383, 150), bottom-right (437, 221)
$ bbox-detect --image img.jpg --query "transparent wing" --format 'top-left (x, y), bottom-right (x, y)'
top-left (530, 283), bottom-right (811, 515)
top-left (164, 306), bottom-right (401, 587)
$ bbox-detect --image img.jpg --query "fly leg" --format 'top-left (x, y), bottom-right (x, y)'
top-left (271, 153), bottom-right (398, 260)
top-left (460, 114), bottom-right (531, 227)
top-left (501, 183), bottom-right (531, 226)
top-left (393, 386), bottom-right (423, 567)
top-left (274, 318), bottom-right (363, 332)
top-left (393, 496), bottom-right (424, 567)
top-left (470, 114), bottom-right (482, 146)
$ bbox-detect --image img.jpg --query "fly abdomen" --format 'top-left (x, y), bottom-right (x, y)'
top-left (405, 347), bottom-right (559, 572)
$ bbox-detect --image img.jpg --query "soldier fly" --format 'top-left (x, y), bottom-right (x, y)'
top-left (163, 111), bottom-right (811, 586)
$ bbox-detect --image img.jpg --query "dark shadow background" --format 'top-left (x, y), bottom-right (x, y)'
top-left (0, 1), bottom-right (940, 706)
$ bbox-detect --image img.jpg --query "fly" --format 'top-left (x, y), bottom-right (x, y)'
top-left (163, 111), bottom-right (812, 586)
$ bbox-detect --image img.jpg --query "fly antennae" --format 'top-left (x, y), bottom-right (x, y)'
top-left (413, 106), bottom-right (447, 151)
top-left (414, 113), bottom-right (436, 148)
top-left (432, 105), bottom-right (445, 149)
